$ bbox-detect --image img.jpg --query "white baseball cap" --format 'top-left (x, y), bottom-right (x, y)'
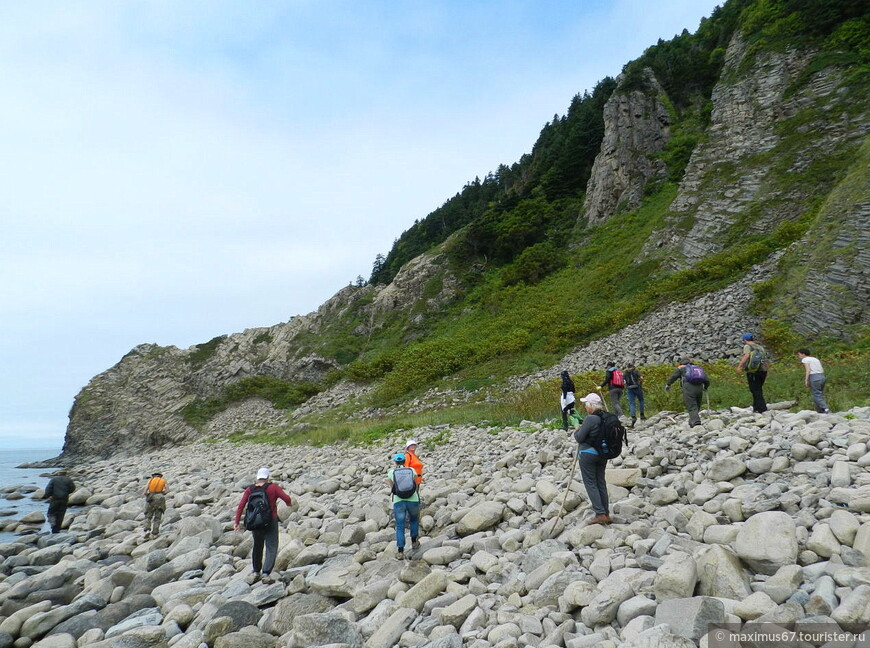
top-left (405, 439), bottom-right (418, 449)
top-left (256, 467), bottom-right (270, 480)
top-left (579, 393), bottom-right (603, 406)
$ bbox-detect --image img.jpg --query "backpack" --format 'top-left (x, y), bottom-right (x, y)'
top-left (244, 485), bottom-right (272, 530)
top-left (746, 344), bottom-right (766, 373)
top-left (391, 467), bottom-right (418, 499)
top-left (683, 364), bottom-right (708, 385)
top-left (588, 411), bottom-right (628, 460)
top-left (610, 369), bottom-right (625, 388)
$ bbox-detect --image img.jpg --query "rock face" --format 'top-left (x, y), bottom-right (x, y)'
top-left (4, 406), bottom-right (870, 648)
top-left (582, 67), bottom-right (671, 223)
top-left (62, 249), bottom-right (462, 459)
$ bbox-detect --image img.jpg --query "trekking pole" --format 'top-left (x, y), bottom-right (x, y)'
top-left (593, 385), bottom-right (609, 412)
top-left (705, 390), bottom-right (711, 414)
top-left (548, 449), bottom-right (578, 537)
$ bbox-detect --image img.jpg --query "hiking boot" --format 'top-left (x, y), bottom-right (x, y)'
top-left (397, 548), bottom-right (405, 560)
top-left (261, 574), bottom-right (274, 585)
top-left (588, 514), bottom-right (610, 525)
top-left (411, 539), bottom-right (421, 551)
top-left (630, 417), bottom-right (636, 428)
top-left (245, 572), bottom-right (260, 585)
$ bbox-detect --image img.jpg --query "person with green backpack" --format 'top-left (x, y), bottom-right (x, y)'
top-left (737, 333), bottom-right (768, 413)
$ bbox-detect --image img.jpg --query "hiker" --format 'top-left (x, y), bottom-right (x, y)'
top-left (665, 356), bottom-right (709, 427)
top-left (388, 453), bottom-right (420, 559)
top-left (404, 439), bottom-right (424, 485)
top-left (560, 370), bottom-right (576, 430)
top-left (44, 470), bottom-right (76, 534)
top-left (234, 467), bottom-right (292, 584)
top-left (623, 363), bottom-right (646, 427)
top-left (736, 333), bottom-right (768, 413)
top-left (797, 348), bottom-right (831, 414)
top-left (573, 393), bottom-right (611, 525)
top-left (600, 362), bottom-right (625, 417)
top-left (143, 471), bottom-right (168, 538)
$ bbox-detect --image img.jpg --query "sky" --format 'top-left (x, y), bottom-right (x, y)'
top-left (0, 0), bottom-right (725, 450)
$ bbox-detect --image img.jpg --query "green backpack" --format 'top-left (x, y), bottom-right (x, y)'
top-left (746, 344), bottom-right (767, 373)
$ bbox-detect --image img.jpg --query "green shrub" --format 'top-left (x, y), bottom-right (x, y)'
top-left (187, 336), bottom-right (227, 368)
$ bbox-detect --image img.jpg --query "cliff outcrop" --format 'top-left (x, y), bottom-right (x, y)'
top-left (582, 68), bottom-right (671, 223)
top-left (650, 32), bottom-right (869, 266)
top-left (63, 251), bottom-right (460, 458)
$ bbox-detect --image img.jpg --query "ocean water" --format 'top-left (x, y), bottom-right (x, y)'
top-left (0, 446), bottom-right (62, 542)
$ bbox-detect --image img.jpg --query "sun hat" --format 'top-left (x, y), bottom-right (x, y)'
top-left (742, 333), bottom-right (754, 341)
top-left (579, 393), bottom-right (603, 406)
top-left (405, 439), bottom-right (418, 449)
top-left (393, 453), bottom-right (406, 462)
top-left (256, 467), bottom-right (270, 480)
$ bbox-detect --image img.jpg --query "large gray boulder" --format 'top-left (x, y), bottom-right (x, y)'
top-left (734, 512), bottom-right (798, 575)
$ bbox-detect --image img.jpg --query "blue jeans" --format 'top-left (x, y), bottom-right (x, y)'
top-left (626, 387), bottom-right (645, 418)
top-left (393, 501), bottom-right (420, 549)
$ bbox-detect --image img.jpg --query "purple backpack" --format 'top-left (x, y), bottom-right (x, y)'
top-left (683, 364), bottom-right (708, 385)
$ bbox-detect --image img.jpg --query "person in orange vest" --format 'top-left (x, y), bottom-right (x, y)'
top-left (143, 471), bottom-right (168, 538)
top-left (404, 439), bottom-right (424, 485)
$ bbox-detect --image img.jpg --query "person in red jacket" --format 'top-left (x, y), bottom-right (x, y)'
top-left (234, 467), bottom-right (292, 584)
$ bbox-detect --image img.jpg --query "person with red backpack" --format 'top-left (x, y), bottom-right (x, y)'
top-left (665, 356), bottom-right (710, 427)
top-left (234, 467), bottom-right (292, 584)
top-left (600, 362), bottom-right (625, 418)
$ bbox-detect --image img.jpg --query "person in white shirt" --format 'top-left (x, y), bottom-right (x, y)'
top-left (797, 348), bottom-right (830, 414)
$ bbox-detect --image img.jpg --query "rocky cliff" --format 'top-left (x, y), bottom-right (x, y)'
top-left (582, 68), bottom-right (671, 223)
top-left (650, 32), bottom-right (869, 267)
top-left (63, 251), bottom-right (459, 458)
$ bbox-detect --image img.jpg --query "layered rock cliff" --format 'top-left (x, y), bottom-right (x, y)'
top-left (63, 251), bottom-right (459, 458)
top-left (582, 68), bottom-right (671, 223)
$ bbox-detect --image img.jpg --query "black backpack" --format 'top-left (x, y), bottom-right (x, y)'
top-left (391, 467), bottom-right (418, 499)
top-left (244, 485), bottom-right (272, 530)
top-left (588, 411), bottom-right (628, 459)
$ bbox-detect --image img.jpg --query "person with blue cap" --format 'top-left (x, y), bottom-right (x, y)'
top-left (387, 452), bottom-right (420, 559)
top-left (736, 333), bottom-right (768, 413)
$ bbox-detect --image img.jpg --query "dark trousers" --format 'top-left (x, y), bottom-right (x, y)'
top-left (608, 388), bottom-right (624, 417)
top-left (683, 383), bottom-right (704, 426)
top-left (579, 452), bottom-right (609, 515)
top-left (626, 387), bottom-right (645, 418)
top-left (746, 371), bottom-right (768, 413)
top-left (251, 518), bottom-right (279, 575)
top-left (47, 498), bottom-right (68, 533)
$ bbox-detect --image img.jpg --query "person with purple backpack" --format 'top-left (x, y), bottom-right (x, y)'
top-left (665, 356), bottom-right (710, 427)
